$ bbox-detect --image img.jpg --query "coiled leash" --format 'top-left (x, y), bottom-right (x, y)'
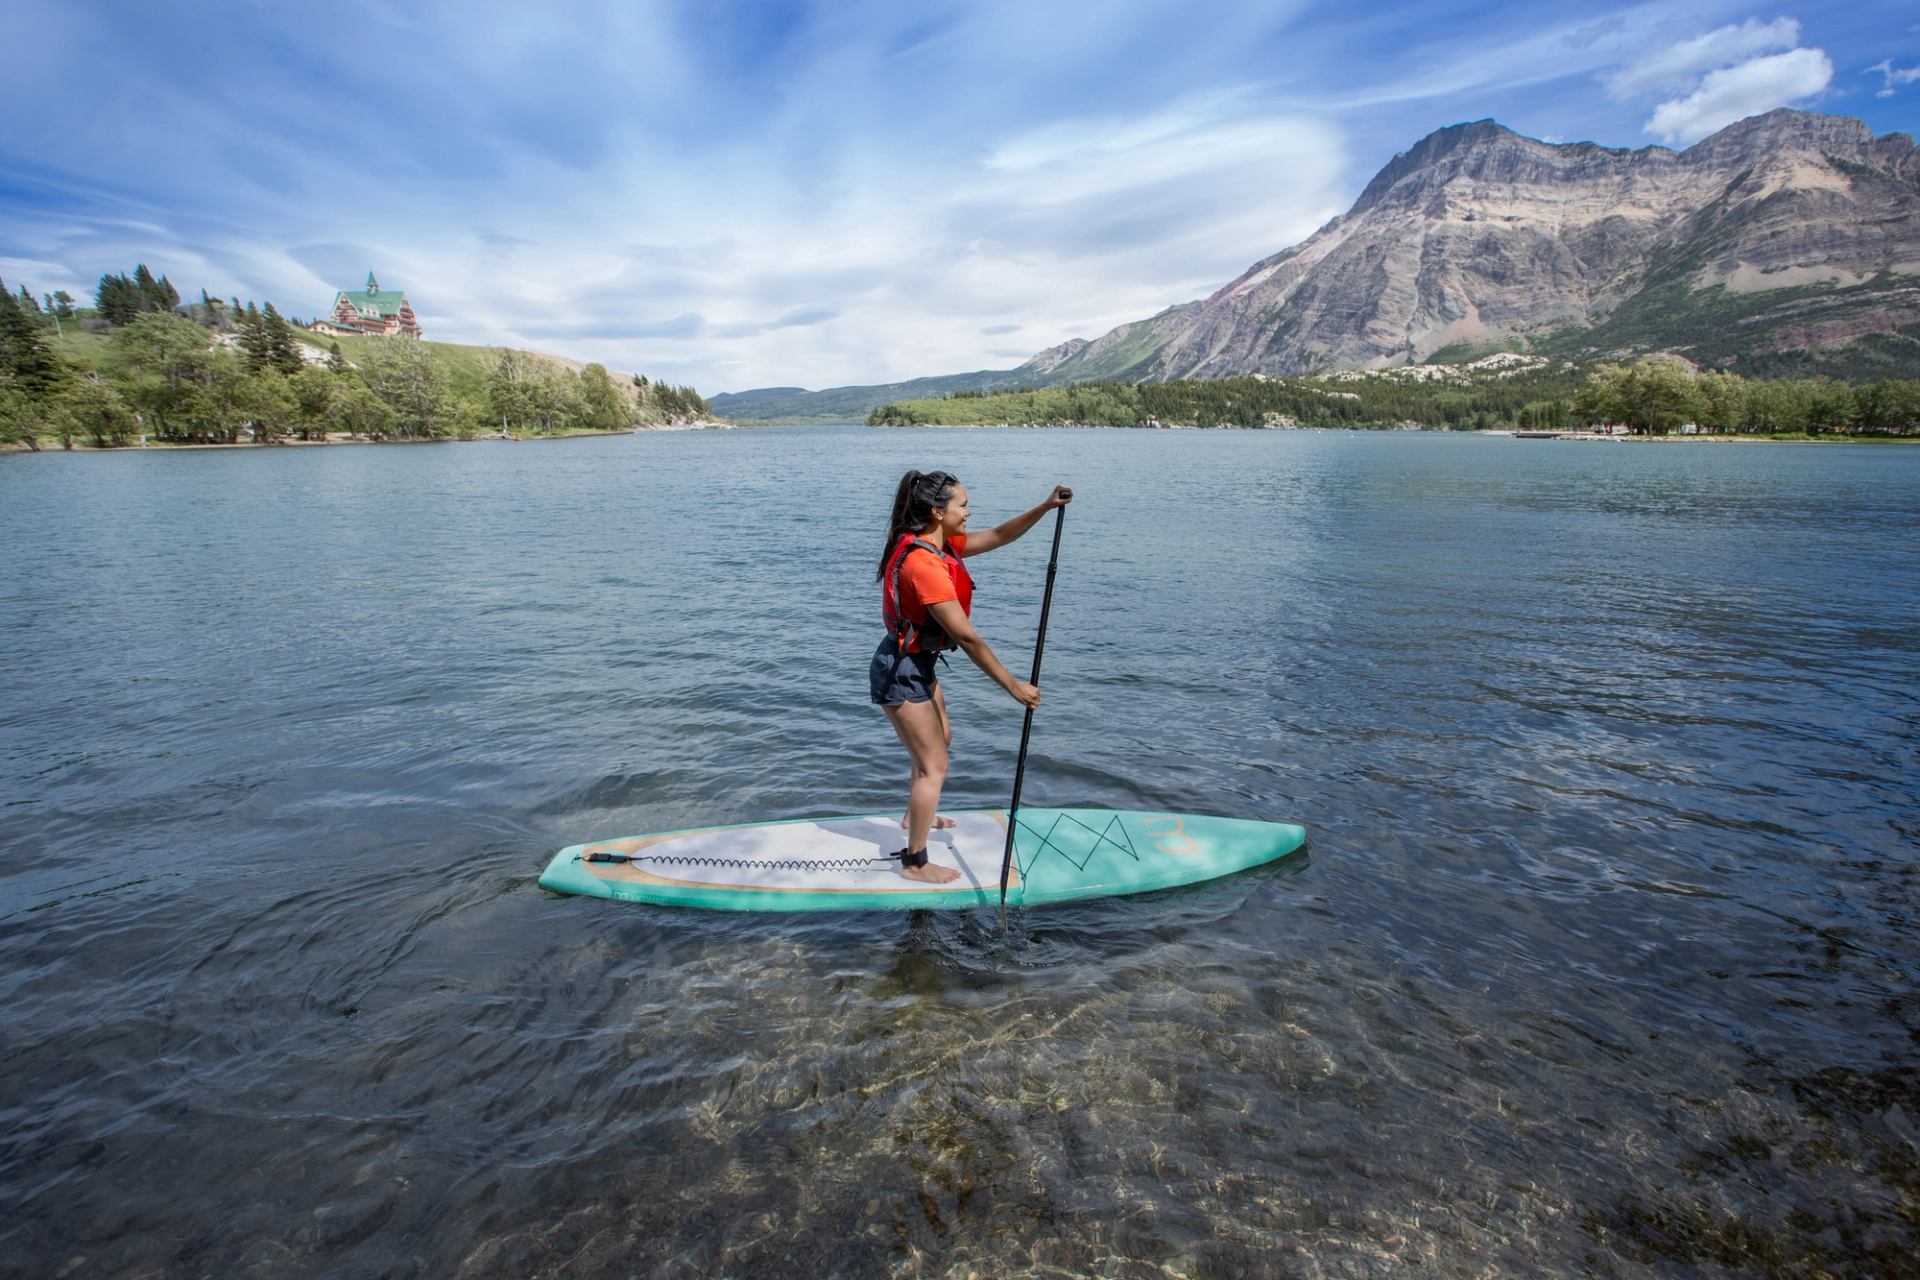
top-left (584, 848), bottom-right (930, 871)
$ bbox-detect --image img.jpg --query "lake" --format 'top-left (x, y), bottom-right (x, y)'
top-left (2, 427), bottom-right (1917, 1278)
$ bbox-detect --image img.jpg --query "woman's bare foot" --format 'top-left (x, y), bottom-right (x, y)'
top-left (900, 860), bottom-right (962, 885)
top-left (901, 813), bottom-right (958, 830)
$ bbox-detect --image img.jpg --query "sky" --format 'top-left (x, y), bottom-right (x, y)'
top-left (1, 1), bottom-right (1915, 394)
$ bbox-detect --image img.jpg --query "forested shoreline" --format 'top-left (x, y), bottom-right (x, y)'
top-left (868, 358), bottom-right (1920, 436)
top-left (0, 265), bottom-right (714, 451)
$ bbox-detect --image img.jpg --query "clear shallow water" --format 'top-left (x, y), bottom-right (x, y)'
top-left (1, 428), bottom-right (1917, 1279)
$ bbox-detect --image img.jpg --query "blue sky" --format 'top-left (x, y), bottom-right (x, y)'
top-left (2, 1), bottom-right (1915, 393)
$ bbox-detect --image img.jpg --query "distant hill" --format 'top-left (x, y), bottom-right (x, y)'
top-left (714, 109), bottom-right (1920, 422)
top-left (709, 368), bottom-right (1050, 423)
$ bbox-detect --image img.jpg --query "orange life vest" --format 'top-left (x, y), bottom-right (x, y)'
top-left (881, 532), bottom-right (974, 653)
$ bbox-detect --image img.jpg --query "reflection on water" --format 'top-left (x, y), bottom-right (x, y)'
top-left (1, 429), bottom-right (1917, 1277)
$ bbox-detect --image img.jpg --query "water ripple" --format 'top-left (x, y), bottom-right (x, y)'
top-left (1, 430), bottom-right (1916, 1277)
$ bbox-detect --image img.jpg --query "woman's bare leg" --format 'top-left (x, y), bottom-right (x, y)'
top-left (901, 684), bottom-right (958, 830)
top-left (883, 696), bottom-right (962, 884)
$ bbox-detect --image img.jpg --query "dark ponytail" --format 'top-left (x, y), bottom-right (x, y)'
top-left (876, 469), bottom-right (959, 580)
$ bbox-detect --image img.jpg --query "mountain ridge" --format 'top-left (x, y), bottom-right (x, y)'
top-left (711, 108), bottom-right (1920, 422)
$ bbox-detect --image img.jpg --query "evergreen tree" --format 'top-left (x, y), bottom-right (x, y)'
top-left (0, 283), bottom-right (67, 399)
top-left (97, 273), bottom-right (143, 325)
top-left (133, 264), bottom-right (168, 311)
top-left (328, 342), bottom-right (347, 374)
top-left (262, 302), bottom-right (302, 375)
top-left (50, 291), bottom-right (75, 318)
top-left (240, 302), bottom-right (271, 372)
top-left (157, 275), bottom-right (180, 310)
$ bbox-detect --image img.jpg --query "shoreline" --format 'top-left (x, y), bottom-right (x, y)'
top-left (0, 423), bottom-right (729, 454)
top-left (865, 422), bottom-right (1920, 441)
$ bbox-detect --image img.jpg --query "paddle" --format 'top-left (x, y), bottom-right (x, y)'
top-left (998, 491), bottom-right (1069, 930)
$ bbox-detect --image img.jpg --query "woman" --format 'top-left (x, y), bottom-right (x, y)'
top-left (871, 470), bottom-right (1072, 883)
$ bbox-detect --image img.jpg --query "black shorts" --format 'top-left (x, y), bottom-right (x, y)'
top-left (870, 635), bottom-right (940, 707)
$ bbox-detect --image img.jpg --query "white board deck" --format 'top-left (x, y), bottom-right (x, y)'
top-left (578, 811), bottom-right (1014, 895)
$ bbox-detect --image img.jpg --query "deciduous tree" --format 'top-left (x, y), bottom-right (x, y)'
top-left (113, 313), bottom-right (212, 440)
top-left (575, 362), bottom-right (630, 430)
top-left (486, 349), bottom-right (533, 434)
top-left (0, 386), bottom-right (43, 450)
top-left (358, 335), bottom-right (450, 438)
top-left (56, 376), bottom-right (139, 447)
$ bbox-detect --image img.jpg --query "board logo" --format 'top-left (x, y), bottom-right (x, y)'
top-left (1142, 815), bottom-right (1201, 856)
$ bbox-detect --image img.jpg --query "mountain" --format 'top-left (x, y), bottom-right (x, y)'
top-left (1041, 109), bottom-right (1920, 382)
top-left (711, 110), bottom-right (1920, 421)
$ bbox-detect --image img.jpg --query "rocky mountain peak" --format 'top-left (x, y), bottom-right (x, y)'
top-left (1347, 117), bottom-right (1674, 224)
top-left (1685, 108), bottom-right (1871, 156)
top-left (1024, 108), bottom-right (1920, 383)
top-left (1017, 338), bottom-right (1090, 375)
top-left (1350, 119), bottom-right (1524, 214)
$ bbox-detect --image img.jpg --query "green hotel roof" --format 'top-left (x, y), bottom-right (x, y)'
top-left (335, 288), bottom-right (411, 317)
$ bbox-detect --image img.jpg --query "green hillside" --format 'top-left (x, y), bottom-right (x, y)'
top-left (47, 319), bottom-right (659, 412)
top-left (867, 358), bottom-right (1920, 436)
top-left (709, 366), bottom-right (1050, 423)
top-left (294, 330), bottom-right (503, 401)
top-left (287, 330), bottom-right (657, 405)
top-left (5, 279), bottom-right (716, 449)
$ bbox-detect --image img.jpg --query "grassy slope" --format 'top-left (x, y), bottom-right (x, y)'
top-left (44, 326), bottom-right (115, 370)
top-left (292, 330), bottom-right (624, 405)
top-left (52, 323), bottom-right (624, 405)
top-left (1534, 272), bottom-right (1920, 380)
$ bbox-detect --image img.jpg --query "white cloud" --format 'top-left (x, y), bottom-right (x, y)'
top-left (0, 255), bottom-right (91, 301)
top-left (1645, 47), bottom-right (1834, 145)
top-left (273, 95), bottom-right (1350, 393)
top-left (1865, 58), bottom-right (1920, 98)
top-left (1606, 17), bottom-right (1801, 99)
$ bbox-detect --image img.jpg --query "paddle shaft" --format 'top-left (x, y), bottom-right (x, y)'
top-left (999, 501), bottom-right (1067, 924)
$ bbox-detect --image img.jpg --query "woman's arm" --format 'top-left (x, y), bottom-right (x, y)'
top-left (957, 485), bottom-right (1071, 557)
top-left (926, 600), bottom-right (1040, 708)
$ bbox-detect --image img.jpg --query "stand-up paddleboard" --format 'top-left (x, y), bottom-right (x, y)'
top-left (538, 808), bottom-right (1306, 912)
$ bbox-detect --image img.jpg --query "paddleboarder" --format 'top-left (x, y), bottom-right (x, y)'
top-left (873, 470), bottom-right (1071, 883)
